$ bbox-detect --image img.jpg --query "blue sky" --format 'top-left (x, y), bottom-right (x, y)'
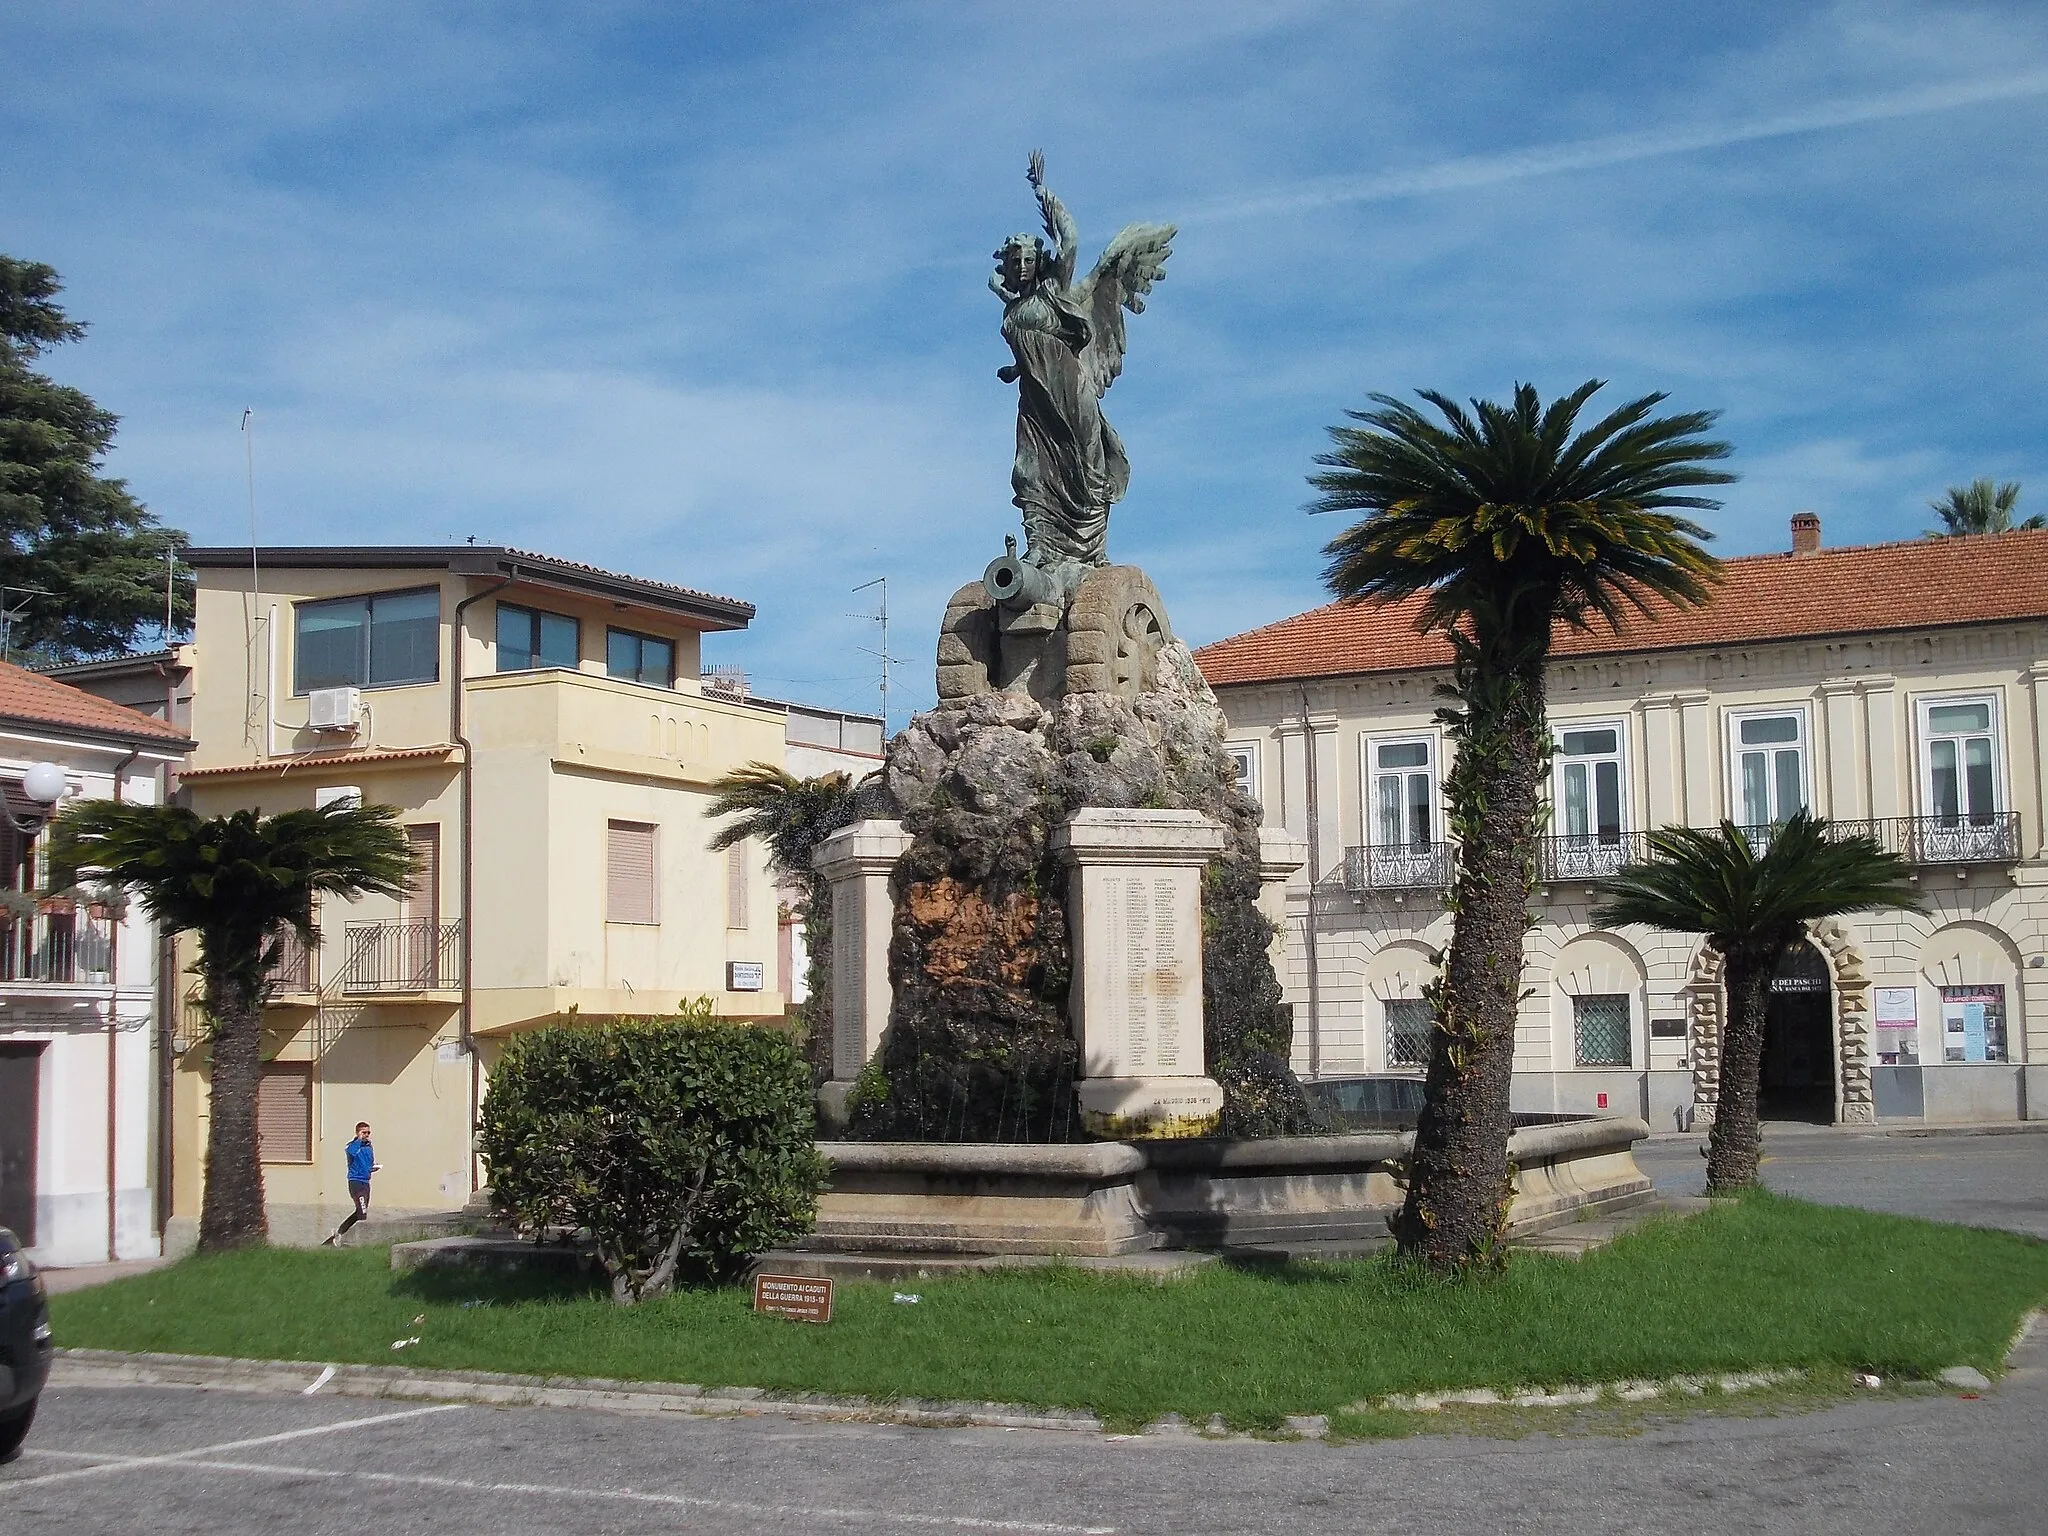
top-left (8, 3), bottom-right (2048, 726)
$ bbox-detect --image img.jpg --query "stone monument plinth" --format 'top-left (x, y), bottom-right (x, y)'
top-left (1053, 808), bottom-right (1227, 1138)
top-left (813, 819), bottom-right (913, 1130)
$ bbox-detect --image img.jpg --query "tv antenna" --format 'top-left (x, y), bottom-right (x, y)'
top-left (851, 576), bottom-right (892, 733)
top-left (0, 586), bottom-right (51, 664)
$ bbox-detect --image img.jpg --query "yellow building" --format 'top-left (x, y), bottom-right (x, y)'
top-left (166, 546), bottom-right (786, 1249)
top-left (1197, 519), bottom-right (2048, 1130)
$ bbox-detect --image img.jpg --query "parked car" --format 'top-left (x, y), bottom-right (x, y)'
top-left (0, 1227), bottom-right (51, 1462)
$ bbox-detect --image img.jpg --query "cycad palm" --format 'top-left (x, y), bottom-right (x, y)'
top-left (1591, 813), bottom-right (1918, 1191)
top-left (1924, 478), bottom-right (2040, 537)
top-left (707, 763), bottom-right (857, 878)
top-left (1310, 379), bottom-right (1733, 1269)
top-left (53, 800), bottom-right (414, 1251)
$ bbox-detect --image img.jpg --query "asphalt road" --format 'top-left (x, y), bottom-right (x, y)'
top-left (10, 1129), bottom-right (2048, 1534)
top-left (1634, 1125), bottom-right (2048, 1238)
top-left (7, 1363), bottom-right (2046, 1536)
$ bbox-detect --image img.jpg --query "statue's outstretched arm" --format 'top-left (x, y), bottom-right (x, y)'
top-left (1027, 150), bottom-right (1078, 288)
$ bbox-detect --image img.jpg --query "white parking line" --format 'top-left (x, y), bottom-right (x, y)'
top-left (16, 1443), bottom-right (1116, 1532)
top-left (4, 1403), bottom-right (464, 1489)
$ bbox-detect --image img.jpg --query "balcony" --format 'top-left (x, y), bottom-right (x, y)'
top-left (341, 920), bottom-right (462, 994)
top-left (263, 925), bottom-right (319, 996)
top-left (1537, 831), bottom-right (1651, 884)
top-left (1742, 813), bottom-right (2023, 867)
top-left (0, 908), bottom-right (113, 985)
top-left (1343, 842), bottom-right (1456, 893)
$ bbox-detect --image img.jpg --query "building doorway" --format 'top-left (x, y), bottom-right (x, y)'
top-left (0, 1042), bottom-right (42, 1244)
top-left (1760, 943), bottom-right (1834, 1123)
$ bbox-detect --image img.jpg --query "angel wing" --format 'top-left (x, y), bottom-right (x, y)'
top-left (1075, 222), bottom-right (1175, 395)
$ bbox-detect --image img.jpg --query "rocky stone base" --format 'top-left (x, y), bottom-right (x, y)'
top-left (848, 636), bottom-right (1324, 1141)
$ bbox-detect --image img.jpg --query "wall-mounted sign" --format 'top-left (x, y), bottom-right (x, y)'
top-left (727, 961), bottom-right (766, 992)
top-left (1874, 987), bottom-right (1917, 1026)
top-left (753, 1272), bottom-right (833, 1323)
top-left (1650, 1017), bottom-right (1687, 1039)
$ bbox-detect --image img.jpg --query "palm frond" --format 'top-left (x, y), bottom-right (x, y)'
top-left (1309, 379), bottom-right (1732, 648)
top-left (1590, 811), bottom-right (1920, 952)
top-left (705, 761), bottom-right (857, 879)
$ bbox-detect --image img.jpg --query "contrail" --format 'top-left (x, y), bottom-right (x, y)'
top-left (1190, 68), bottom-right (2048, 222)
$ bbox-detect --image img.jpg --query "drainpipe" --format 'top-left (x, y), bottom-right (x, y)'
top-left (1298, 688), bottom-right (1323, 1081)
top-left (451, 568), bottom-right (514, 1193)
top-left (106, 744), bottom-right (139, 1262)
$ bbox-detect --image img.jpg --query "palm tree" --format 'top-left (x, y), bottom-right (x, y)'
top-left (1591, 813), bottom-right (1918, 1191)
top-left (1925, 478), bottom-right (2040, 537)
top-left (52, 800), bottom-right (414, 1251)
top-left (707, 764), bottom-right (859, 1076)
top-left (1310, 380), bottom-right (1733, 1269)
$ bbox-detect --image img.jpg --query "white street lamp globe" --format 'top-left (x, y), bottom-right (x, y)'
top-left (22, 762), bottom-right (68, 806)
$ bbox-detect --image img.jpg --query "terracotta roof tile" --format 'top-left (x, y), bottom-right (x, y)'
top-left (0, 660), bottom-right (191, 746)
top-left (1194, 529), bottom-right (2048, 688)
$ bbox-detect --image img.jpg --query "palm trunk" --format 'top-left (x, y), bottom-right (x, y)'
top-left (1392, 646), bottom-right (1546, 1269)
top-left (198, 962), bottom-right (270, 1252)
top-left (1706, 946), bottom-right (1772, 1192)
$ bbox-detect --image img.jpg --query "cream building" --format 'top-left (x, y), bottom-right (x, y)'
top-left (164, 546), bottom-right (787, 1248)
top-left (0, 663), bottom-right (190, 1266)
top-left (1195, 519), bottom-right (2048, 1129)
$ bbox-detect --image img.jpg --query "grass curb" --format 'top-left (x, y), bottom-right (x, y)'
top-left (52, 1329), bottom-right (2030, 1443)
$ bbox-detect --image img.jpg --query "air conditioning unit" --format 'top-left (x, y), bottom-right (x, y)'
top-left (307, 686), bottom-right (361, 732)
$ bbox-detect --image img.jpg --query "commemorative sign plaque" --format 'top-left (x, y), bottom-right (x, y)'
top-left (753, 1273), bottom-right (834, 1324)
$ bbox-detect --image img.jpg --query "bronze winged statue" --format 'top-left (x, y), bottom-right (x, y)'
top-left (990, 151), bottom-right (1175, 591)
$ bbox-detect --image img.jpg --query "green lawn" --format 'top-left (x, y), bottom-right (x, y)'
top-left (51, 1194), bottom-right (2048, 1431)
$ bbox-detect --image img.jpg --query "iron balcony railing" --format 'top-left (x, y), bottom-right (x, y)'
top-left (341, 920), bottom-right (462, 994)
top-left (1537, 831), bottom-right (1651, 884)
top-left (263, 925), bottom-right (319, 995)
top-left (1741, 813), bottom-right (2022, 865)
top-left (1343, 841), bottom-right (1457, 893)
top-left (0, 908), bottom-right (114, 985)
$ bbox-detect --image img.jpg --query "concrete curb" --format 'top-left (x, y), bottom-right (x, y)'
top-left (54, 1315), bottom-right (2040, 1443)
top-left (50, 1348), bottom-right (1107, 1436)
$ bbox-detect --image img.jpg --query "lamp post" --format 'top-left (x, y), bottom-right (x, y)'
top-left (3, 761), bottom-right (69, 836)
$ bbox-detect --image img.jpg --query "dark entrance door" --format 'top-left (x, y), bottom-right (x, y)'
top-left (1760, 944), bottom-right (1834, 1123)
top-left (0, 1042), bottom-right (41, 1244)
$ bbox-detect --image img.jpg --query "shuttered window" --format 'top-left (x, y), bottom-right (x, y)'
top-left (726, 840), bottom-right (749, 930)
top-left (256, 1064), bottom-right (314, 1163)
top-left (606, 821), bottom-right (659, 925)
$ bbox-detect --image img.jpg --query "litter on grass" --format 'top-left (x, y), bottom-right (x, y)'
top-left (892, 1293), bottom-right (922, 1305)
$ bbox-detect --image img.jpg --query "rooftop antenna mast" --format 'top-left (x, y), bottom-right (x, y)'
top-left (241, 409), bottom-right (265, 747)
top-left (852, 576), bottom-right (890, 733)
top-left (0, 586), bottom-right (51, 664)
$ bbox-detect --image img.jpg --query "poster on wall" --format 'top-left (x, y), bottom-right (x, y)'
top-left (1940, 985), bottom-right (2006, 1064)
top-left (1874, 987), bottom-right (1918, 1066)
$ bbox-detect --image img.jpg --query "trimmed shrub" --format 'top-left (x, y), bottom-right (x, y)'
top-left (477, 1004), bottom-right (827, 1302)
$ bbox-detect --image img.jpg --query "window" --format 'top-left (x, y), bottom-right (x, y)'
top-left (1573, 993), bottom-right (1632, 1068)
top-left (1384, 998), bottom-right (1432, 1069)
top-left (295, 588), bottom-right (440, 693)
top-left (1940, 985), bottom-right (2008, 1063)
top-left (1732, 711), bottom-right (1806, 826)
top-left (1555, 725), bottom-right (1624, 843)
top-left (256, 1064), bottom-right (313, 1163)
top-left (1920, 698), bottom-right (1999, 827)
top-left (726, 840), bottom-right (749, 930)
top-left (495, 602), bottom-right (580, 673)
top-left (606, 820), bottom-right (659, 925)
top-left (606, 628), bottom-right (674, 688)
top-left (1370, 738), bottom-right (1436, 849)
top-left (1225, 744), bottom-right (1259, 805)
